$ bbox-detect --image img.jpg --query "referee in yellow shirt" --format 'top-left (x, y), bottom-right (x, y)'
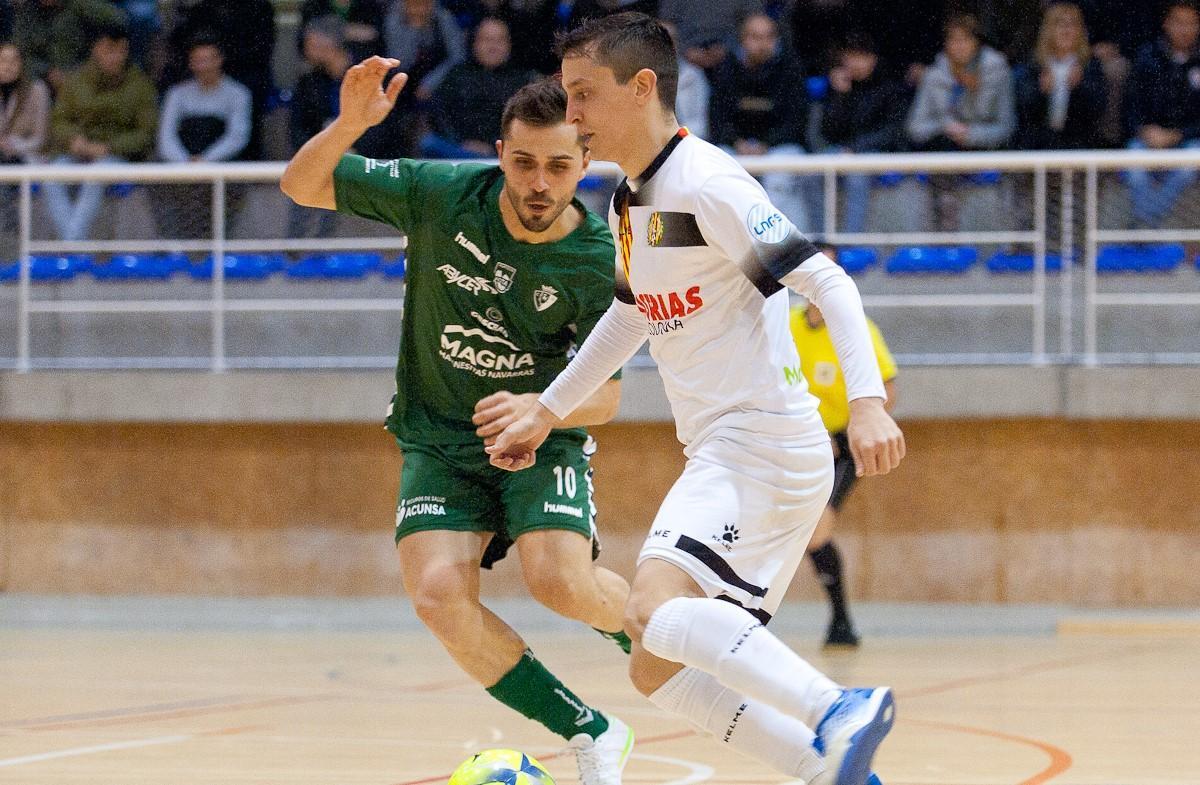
top-left (789, 242), bottom-right (898, 648)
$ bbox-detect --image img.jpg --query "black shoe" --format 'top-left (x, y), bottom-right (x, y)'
top-left (824, 617), bottom-right (861, 649)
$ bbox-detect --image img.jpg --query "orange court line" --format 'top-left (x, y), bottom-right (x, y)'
top-left (904, 718), bottom-right (1074, 785)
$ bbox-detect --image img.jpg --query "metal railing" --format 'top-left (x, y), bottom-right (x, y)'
top-left (3, 149), bottom-right (1199, 371)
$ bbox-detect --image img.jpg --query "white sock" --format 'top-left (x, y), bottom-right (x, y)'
top-left (642, 597), bottom-right (842, 729)
top-left (648, 667), bottom-right (826, 782)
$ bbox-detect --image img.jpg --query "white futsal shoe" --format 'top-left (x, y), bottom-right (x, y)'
top-left (568, 713), bottom-right (634, 785)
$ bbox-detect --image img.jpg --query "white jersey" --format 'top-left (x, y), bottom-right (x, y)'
top-left (539, 129), bottom-right (885, 453)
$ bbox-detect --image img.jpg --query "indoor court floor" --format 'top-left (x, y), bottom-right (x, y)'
top-left (1, 596), bottom-right (1197, 785)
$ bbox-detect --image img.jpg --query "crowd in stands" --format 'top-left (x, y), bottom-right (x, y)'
top-left (3, 0), bottom-right (1200, 239)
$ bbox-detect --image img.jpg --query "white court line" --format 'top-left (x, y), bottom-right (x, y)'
top-left (629, 753), bottom-right (715, 785)
top-left (0, 734), bottom-right (191, 768)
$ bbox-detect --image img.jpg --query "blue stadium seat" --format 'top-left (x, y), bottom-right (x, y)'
top-left (286, 252), bottom-right (380, 279)
top-left (986, 252), bottom-right (1064, 273)
top-left (837, 247), bottom-right (878, 275)
top-left (92, 253), bottom-right (189, 280)
top-left (380, 253), bottom-right (406, 278)
top-left (873, 172), bottom-right (931, 187)
top-left (966, 170), bottom-right (1003, 186)
top-left (189, 253), bottom-right (286, 280)
top-left (1097, 244), bottom-right (1184, 273)
top-left (106, 183), bottom-right (137, 198)
top-left (886, 246), bottom-right (977, 274)
top-left (29, 254), bottom-right (93, 281)
top-left (0, 261), bottom-right (17, 282)
top-left (806, 75), bottom-right (830, 102)
top-left (578, 173), bottom-right (610, 191)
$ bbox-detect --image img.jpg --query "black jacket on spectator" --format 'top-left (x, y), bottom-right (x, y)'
top-left (430, 60), bottom-right (535, 144)
top-left (1125, 39), bottom-right (1200, 141)
top-left (820, 72), bottom-right (908, 152)
top-left (0, 1), bottom-right (12, 43)
top-left (709, 49), bottom-right (807, 148)
top-left (166, 0), bottom-right (276, 108)
top-left (1014, 57), bottom-right (1107, 150)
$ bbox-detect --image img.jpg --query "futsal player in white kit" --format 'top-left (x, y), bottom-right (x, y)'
top-left (488, 13), bottom-right (905, 785)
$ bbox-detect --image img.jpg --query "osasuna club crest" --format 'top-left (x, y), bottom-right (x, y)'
top-left (533, 285), bottom-right (559, 312)
top-left (493, 262), bottom-right (516, 293)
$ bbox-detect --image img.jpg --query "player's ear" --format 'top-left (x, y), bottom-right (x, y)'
top-left (495, 138), bottom-right (504, 160)
top-left (632, 67), bottom-right (658, 106)
top-left (579, 147), bottom-right (591, 178)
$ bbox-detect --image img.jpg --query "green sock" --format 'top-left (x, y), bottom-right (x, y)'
top-left (594, 628), bottom-right (632, 654)
top-left (487, 650), bottom-right (610, 741)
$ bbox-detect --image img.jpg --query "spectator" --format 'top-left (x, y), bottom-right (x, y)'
top-left (43, 23), bottom-right (157, 241)
top-left (155, 35), bottom-right (252, 238)
top-left (421, 17), bottom-right (536, 158)
top-left (13, 0), bottom-right (127, 91)
top-left (659, 0), bottom-right (763, 71)
top-left (1, 40), bottom-right (51, 233)
top-left (906, 14), bottom-right (1016, 152)
top-left (1014, 2), bottom-right (1107, 150)
top-left (165, 0), bottom-right (275, 158)
top-left (1124, 0), bottom-right (1200, 228)
top-left (819, 32), bottom-right (908, 233)
top-left (0, 41), bottom-right (51, 164)
top-left (382, 0), bottom-right (465, 101)
top-left (710, 13), bottom-right (812, 229)
top-left (661, 19), bottom-right (710, 139)
top-left (288, 16), bottom-right (355, 238)
top-left (299, 0), bottom-right (386, 61)
top-left (113, 0), bottom-right (161, 70)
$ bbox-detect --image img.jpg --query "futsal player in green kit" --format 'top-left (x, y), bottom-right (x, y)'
top-left (281, 58), bottom-right (634, 785)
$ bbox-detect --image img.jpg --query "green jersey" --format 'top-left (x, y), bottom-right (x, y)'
top-left (333, 154), bottom-right (617, 447)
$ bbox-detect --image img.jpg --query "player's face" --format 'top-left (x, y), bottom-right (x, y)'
top-left (562, 55), bottom-right (638, 163)
top-left (498, 119), bottom-right (588, 233)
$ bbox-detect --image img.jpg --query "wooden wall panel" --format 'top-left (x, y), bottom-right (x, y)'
top-left (2, 420), bottom-right (1198, 604)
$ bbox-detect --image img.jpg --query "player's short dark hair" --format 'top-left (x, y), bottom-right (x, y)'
top-left (500, 78), bottom-right (571, 140)
top-left (556, 11), bottom-right (678, 114)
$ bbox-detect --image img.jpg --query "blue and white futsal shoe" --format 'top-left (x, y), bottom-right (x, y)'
top-left (811, 687), bottom-right (895, 785)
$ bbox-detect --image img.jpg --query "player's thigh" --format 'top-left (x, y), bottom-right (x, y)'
top-left (637, 434), bottom-right (833, 621)
top-left (625, 556), bottom-right (708, 640)
top-left (514, 528), bottom-right (595, 601)
top-left (397, 528), bottom-right (488, 603)
top-left (501, 437), bottom-right (598, 558)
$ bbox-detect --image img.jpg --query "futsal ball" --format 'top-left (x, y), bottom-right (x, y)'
top-left (448, 749), bottom-right (556, 785)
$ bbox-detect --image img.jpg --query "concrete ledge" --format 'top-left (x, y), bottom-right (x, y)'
top-left (1, 365), bottom-right (1198, 422)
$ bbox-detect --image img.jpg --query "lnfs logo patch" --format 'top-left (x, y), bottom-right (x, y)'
top-left (746, 203), bottom-right (791, 244)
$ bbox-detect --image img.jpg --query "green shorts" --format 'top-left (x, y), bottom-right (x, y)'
top-left (394, 435), bottom-right (599, 568)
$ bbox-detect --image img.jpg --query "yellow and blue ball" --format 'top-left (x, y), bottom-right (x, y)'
top-left (448, 749), bottom-right (556, 785)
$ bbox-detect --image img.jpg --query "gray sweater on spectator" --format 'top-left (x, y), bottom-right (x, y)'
top-left (907, 45), bottom-right (1016, 149)
top-left (157, 76), bottom-right (252, 163)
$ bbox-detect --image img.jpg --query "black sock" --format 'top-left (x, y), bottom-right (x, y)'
top-left (809, 541), bottom-right (850, 624)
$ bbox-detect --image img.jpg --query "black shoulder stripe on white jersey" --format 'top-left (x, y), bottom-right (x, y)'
top-left (647, 211), bottom-right (707, 248)
top-left (615, 274), bottom-right (636, 304)
top-left (736, 232), bottom-right (820, 298)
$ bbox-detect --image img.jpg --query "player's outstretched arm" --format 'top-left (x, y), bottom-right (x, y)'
top-left (783, 258), bottom-right (905, 477)
top-left (472, 379), bottom-right (621, 443)
top-left (280, 56), bottom-right (407, 209)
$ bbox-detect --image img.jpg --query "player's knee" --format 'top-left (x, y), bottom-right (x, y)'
top-left (622, 593), bottom-right (662, 645)
top-left (405, 566), bottom-right (475, 635)
top-left (525, 570), bottom-right (585, 617)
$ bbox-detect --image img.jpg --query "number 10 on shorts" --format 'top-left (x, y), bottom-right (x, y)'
top-left (552, 465), bottom-right (577, 497)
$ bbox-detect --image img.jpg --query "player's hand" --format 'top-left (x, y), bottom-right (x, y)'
top-left (338, 56), bottom-right (407, 131)
top-left (846, 397), bottom-right (905, 477)
top-left (472, 391), bottom-right (540, 441)
top-left (484, 402), bottom-right (558, 471)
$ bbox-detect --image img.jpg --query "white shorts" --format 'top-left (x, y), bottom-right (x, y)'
top-left (637, 430), bottom-right (834, 623)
